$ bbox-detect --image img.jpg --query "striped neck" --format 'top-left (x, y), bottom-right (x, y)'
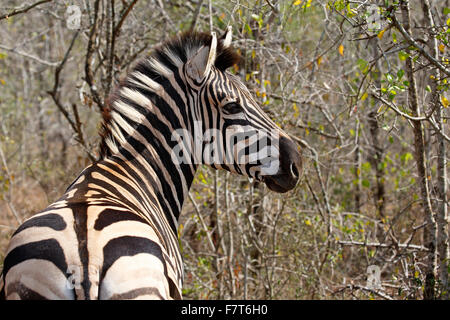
top-left (99, 59), bottom-right (199, 232)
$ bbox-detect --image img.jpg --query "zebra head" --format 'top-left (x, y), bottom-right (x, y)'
top-left (178, 28), bottom-right (302, 193)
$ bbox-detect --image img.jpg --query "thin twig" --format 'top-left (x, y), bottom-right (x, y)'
top-left (0, 0), bottom-right (51, 20)
top-left (0, 44), bottom-right (58, 66)
top-left (338, 240), bottom-right (429, 252)
top-left (389, 11), bottom-right (450, 77)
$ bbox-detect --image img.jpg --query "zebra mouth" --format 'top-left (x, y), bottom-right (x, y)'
top-left (262, 174), bottom-right (296, 193)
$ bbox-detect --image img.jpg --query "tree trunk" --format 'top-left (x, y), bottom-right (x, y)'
top-left (400, 0), bottom-right (437, 300)
top-left (421, 0), bottom-right (449, 299)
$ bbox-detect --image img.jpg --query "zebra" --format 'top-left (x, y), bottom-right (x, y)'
top-left (0, 27), bottom-right (302, 300)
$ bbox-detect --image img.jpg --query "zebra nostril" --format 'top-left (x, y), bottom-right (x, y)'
top-left (290, 163), bottom-right (299, 179)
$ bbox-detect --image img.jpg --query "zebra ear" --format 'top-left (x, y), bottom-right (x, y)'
top-left (186, 32), bottom-right (217, 83)
top-left (220, 26), bottom-right (232, 48)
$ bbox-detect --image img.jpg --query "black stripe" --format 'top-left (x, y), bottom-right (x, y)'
top-left (94, 209), bottom-right (148, 231)
top-left (99, 236), bottom-right (166, 285)
top-left (5, 281), bottom-right (48, 300)
top-left (71, 203), bottom-right (90, 299)
top-left (2, 239), bottom-right (68, 277)
top-left (108, 287), bottom-right (164, 300)
top-left (12, 213), bottom-right (66, 236)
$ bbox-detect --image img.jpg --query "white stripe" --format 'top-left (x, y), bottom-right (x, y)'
top-left (111, 111), bottom-right (135, 138)
top-left (163, 47), bottom-right (183, 67)
top-left (131, 71), bottom-right (162, 92)
top-left (120, 87), bottom-right (152, 108)
top-left (105, 137), bottom-right (119, 154)
top-left (147, 57), bottom-right (172, 77)
top-left (113, 100), bottom-right (146, 123)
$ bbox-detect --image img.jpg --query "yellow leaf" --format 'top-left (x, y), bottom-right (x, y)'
top-left (317, 56), bottom-right (323, 67)
top-left (338, 44), bottom-right (344, 56)
top-left (441, 95), bottom-right (449, 108)
top-left (293, 0), bottom-right (302, 5)
top-left (0, 79), bottom-right (5, 85)
top-left (361, 92), bottom-right (368, 101)
top-left (439, 43), bottom-right (445, 53)
top-left (377, 29), bottom-right (386, 39)
top-left (305, 219), bottom-right (311, 226)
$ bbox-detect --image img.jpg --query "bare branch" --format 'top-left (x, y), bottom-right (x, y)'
top-left (0, 44), bottom-right (58, 66)
top-left (0, 0), bottom-right (52, 21)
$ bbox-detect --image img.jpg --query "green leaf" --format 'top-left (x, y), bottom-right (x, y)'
top-left (398, 50), bottom-right (409, 61)
top-left (397, 69), bottom-right (404, 80)
top-left (361, 92), bottom-right (368, 101)
top-left (334, 0), bottom-right (345, 11)
top-left (346, 4), bottom-right (357, 17)
top-left (401, 152), bottom-right (413, 164)
top-left (362, 179), bottom-right (370, 188)
top-left (357, 58), bottom-right (368, 71)
top-left (444, 7), bottom-right (450, 15)
top-left (244, 23), bottom-right (253, 36)
top-left (386, 73), bottom-right (393, 82)
top-left (362, 162), bottom-right (372, 172)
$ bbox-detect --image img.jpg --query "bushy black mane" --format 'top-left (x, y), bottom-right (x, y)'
top-left (154, 31), bottom-right (240, 71)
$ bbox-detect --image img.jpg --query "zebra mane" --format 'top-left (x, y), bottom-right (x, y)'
top-left (99, 31), bottom-right (241, 159)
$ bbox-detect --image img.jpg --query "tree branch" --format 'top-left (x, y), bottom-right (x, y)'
top-left (389, 11), bottom-right (450, 78)
top-left (0, 0), bottom-right (52, 21)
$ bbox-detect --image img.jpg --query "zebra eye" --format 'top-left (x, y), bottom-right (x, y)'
top-left (222, 102), bottom-right (243, 115)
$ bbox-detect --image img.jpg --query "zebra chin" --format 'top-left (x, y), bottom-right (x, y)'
top-left (262, 173), bottom-right (298, 193)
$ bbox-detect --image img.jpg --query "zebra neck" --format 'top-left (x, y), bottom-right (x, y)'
top-left (102, 60), bottom-right (200, 231)
top-left (113, 122), bottom-right (197, 230)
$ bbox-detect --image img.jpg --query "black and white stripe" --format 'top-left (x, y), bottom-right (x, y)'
top-left (0, 28), bottom-right (301, 300)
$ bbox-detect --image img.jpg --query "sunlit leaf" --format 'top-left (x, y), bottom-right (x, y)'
top-left (317, 56), bottom-right (323, 67)
top-left (441, 95), bottom-right (449, 108)
top-left (398, 51), bottom-right (409, 61)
